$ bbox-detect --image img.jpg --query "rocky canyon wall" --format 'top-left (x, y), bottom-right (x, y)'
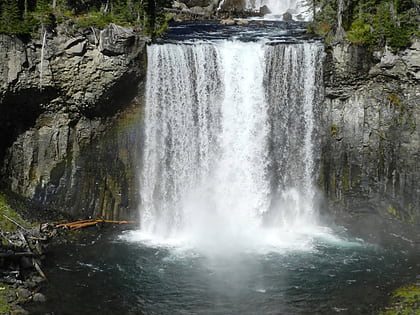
top-left (320, 40), bottom-right (420, 230)
top-left (0, 24), bottom-right (147, 220)
top-left (0, 21), bottom-right (419, 228)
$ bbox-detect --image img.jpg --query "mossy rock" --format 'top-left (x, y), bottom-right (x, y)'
top-left (0, 284), bottom-right (14, 314)
top-left (380, 283), bottom-right (420, 315)
top-left (0, 192), bottom-right (29, 233)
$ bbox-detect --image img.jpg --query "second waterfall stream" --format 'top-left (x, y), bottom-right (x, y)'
top-left (139, 35), bottom-right (327, 252)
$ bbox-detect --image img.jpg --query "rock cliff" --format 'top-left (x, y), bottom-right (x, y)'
top-left (320, 40), bottom-right (420, 232)
top-left (0, 24), bottom-right (147, 220)
top-left (1, 21), bottom-right (418, 230)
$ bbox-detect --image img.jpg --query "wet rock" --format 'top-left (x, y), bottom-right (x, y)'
top-left (0, 25), bottom-right (146, 220)
top-left (32, 292), bottom-right (46, 303)
top-left (283, 12), bottom-right (293, 21)
top-left (259, 5), bottom-right (271, 15)
top-left (236, 19), bottom-right (250, 25)
top-left (220, 19), bottom-right (236, 25)
top-left (12, 305), bottom-right (29, 315)
top-left (219, 0), bottom-right (246, 12)
top-left (321, 41), bottom-right (420, 224)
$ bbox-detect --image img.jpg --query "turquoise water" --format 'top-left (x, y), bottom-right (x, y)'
top-left (27, 227), bottom-right (419, 314)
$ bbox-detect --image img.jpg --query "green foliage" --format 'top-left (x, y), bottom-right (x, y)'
top-left (0, 0), bottom-right (168, 37)
top-left (312, 0), bottom-right (418, 50)
top-left (0, 192), bottom-right (28, 232)
top-left (0, 284), bottom-right (13, 314)
top-left (347, 18), bottom-right (372, 43)
top-left (308, 0), bottom-right (336, 37)
top-left (380, 284), bottom-right (420, 315)
top-left (0, 0), bottom-right (39, 35)
top-left (330, 124), bottom-right (339, 136)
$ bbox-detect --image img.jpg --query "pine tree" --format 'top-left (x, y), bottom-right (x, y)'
top-left (0, 0), bottom-right (23, 34)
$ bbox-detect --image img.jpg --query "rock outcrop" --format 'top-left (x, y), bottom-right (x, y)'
top-left (321, 40), bottom-right (420, 227)
top-left (0, 24), bottom-right (147, 220)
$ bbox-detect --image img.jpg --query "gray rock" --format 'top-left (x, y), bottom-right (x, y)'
top-left (259, 5), bottom-right (271, 15)
top-left (219, 0), bottom-right (245, 11)
top-left (220, 19), bottom-right (236, 25)
top-left (12, 305), bottom-right (29, 315)
top-left (66, 41), bottom-right (86, 56)
top-left (173, 1), bottom-right (189, 10)
top-left (32, 292), bottom-right (46, 303)
top-left (322, 41), bottom-right (420, 225)
top-left (190, 6), bottom-right (207, 15)
top-left (62, 37), bottom-right (85, 50)
top-left (99, 24), bottom-right (135, 56)
top-left (282, 12), bottom-right (293, 21)
top-left (17, 287), bottom-right (32, 300)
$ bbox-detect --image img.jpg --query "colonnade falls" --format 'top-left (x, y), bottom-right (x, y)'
top-left (29, 23), bottom-right (420, 315)
top-left (140, 35), bottom-right (325, 251)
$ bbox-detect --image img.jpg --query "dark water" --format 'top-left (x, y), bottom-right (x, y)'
top-left (27, 227), bottom-right (420, 315)
top-left (157, 20), bottom-right (318, 43)
top-left (27, 22), bottom-right (419, 314)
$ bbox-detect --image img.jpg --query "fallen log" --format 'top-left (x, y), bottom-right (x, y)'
top-left (56, 219), bottom-right (137, 229)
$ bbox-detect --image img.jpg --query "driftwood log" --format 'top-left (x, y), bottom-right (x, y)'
top-left (56, 218), bottom-right (136, 229)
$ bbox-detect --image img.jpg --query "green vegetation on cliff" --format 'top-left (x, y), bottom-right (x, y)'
top-left (0, 0), bottom-right (170, 37)
top-left (0, 192), bottom-right (28, 233)
top-left (310, 0), bottom-right (418, 49)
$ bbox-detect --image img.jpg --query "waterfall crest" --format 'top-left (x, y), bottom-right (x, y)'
top-left (244, 0), bottom-right (313, 21)
top-left (141, 40), bottom-right (324, 250)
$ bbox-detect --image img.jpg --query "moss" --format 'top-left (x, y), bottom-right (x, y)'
top-left (0, 192), bottom-right (28, 232)
top-left (406, 203), bottom-right (419, 225)
top-left (387, 93), bottom-right (404, 111)
top-left (331, 124), bottom-right (339, 137)
top-left (380, 283), bottom-right (420, 315)
top-left (331, 173), bottom-right (336, 194)
top-left (0, 284), bottom-right (14, 314)
top-left (342, 167), bottom-right (350, 191)
top-left (387, 204), bottom-right (398, 218)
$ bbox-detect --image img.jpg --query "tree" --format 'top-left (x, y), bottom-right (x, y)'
top-left (0, 0), bottom-right (23, 34)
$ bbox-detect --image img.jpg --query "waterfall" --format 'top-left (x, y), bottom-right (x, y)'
top-left (39, 30), bottom-right (47, 90)
top-left (140, 40), bottom-right (324, 250)
top-left (244, 0), bottom-right (313, 20)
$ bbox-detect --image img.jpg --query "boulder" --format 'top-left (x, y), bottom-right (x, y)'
top-left (173, 1), bottom-right (189, 10)
top-left (220, 19), bottom-right (236, 25)
top-left (259, 5), bottom-right (271, 15)
top-left (99, 24), bottom-right (135, 56)
top-left (32, 292), bottom-right (46, 303)
top-left (236, 19), bottom-right (250, 25)
top-left (283, 12), bottom-right (293, 21)
top-left (65, 41), bottom-right (86, 57)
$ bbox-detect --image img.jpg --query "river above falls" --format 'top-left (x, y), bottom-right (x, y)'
top-left (156, 20), bottom-right (317, 43)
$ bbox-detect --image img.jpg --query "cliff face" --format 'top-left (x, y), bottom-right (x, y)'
top-left (1, 21), bottom-right (419, 228)
top-left (320, 41), bottom-right (420, 229)
top-left (0, 24), bottom-right (147, 220)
